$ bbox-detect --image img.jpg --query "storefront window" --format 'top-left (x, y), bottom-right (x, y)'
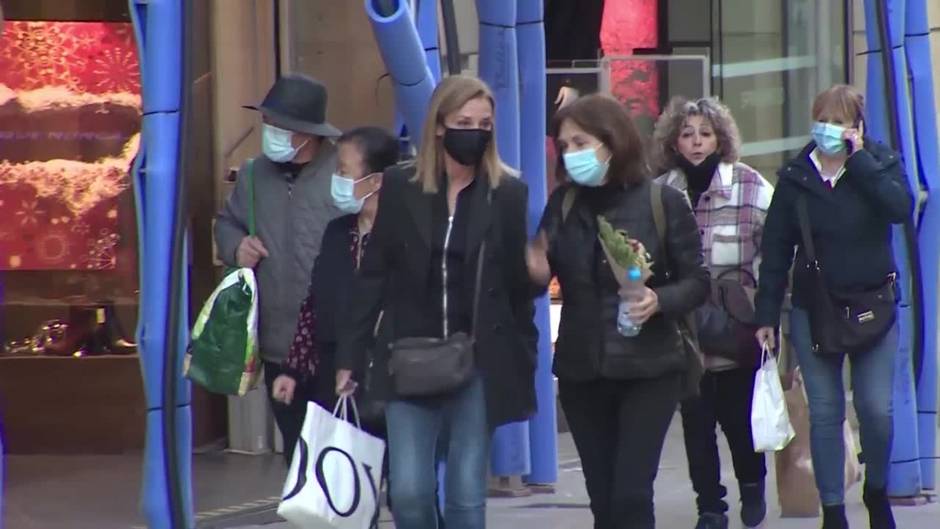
top-left (0, 0), bottom-right (143, 460)
top-left (714, 0), bottom-right (847, 182)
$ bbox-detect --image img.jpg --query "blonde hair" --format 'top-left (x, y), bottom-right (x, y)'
top-left (651, 96), bottom-right (741, 174)
top-left (413, 75), bottom-right (517, 193)
top-left (812, 84), bottom-right (865, 125)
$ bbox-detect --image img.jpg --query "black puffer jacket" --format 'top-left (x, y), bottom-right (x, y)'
top-left (539, 180), bottom-right (710, 382)
top-left (755, 140), bottom-right (913, 327)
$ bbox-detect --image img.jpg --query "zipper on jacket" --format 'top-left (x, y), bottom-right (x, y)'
top-left (441, 216), bottom-right (454, 338)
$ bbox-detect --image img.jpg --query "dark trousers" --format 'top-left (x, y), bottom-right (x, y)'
top-left (264, 356), bottom-right (383, 462)
top-left (265, 360), bottom-right (396, 514)
top-left (680, 367), bottom-right (767, 515)
top-left (263, 361), bottom-right (311, 466)
top-left (559, 374), bottom-right (681, 529)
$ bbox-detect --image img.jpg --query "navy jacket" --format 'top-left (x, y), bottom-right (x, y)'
top-left (754, 140), bottom-right (914, 327)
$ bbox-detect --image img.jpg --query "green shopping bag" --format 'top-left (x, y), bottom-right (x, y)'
top-left (184, 160), bottom-right (261, 396)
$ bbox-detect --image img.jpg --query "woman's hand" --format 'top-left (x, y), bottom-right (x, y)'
top-left (627, 287), bottom-right (659, 324)
top-left (271, 374), bottom-right (297, 405)
top-left (526, 231), bottom-right (551, 286)
top-left (843, 120), bottom-right (865, 155)
top-left (555, 86), bottom-right (580, 109)
top-left (756, 326), bottom-right (776, 350)
top-left (335, 369), bottom-right (358, 397)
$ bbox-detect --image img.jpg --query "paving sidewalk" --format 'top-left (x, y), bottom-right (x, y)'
top-left (233, 416), bottom-right (939, 529)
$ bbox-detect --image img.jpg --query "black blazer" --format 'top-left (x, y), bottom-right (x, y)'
top-left (336, 164), bottom-right (538, 428)
top-left (755, 140), bottom-right (913, 327)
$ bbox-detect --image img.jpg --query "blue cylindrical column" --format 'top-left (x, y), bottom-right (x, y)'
top-left (516, 0), bottom-right (557, 486)
top-left (863, 0), bottom-right (923, 497)
top-left (416, 0), bottom-right (442, 81)
top-left (476, 0), bottom-right (531, 478)
top-left (365, 0), bottom-right (436, 146)
top-left (904, 0), bottom-right (939, 491)
top-left (130, 0), bottom-right (194, 526)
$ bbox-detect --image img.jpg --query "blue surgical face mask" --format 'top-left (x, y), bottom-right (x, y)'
top-left (263, 123), bottom-right (308, 162)
top-left (811, 122), bottom-right (848, 155)
top-left (331, 172), bottom-right (377, 214)
top-left (563, 146), bottom-right (609, 187)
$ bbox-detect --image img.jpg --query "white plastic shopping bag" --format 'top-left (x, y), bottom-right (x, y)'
top-left (278, 397), bottom-right (386, 529)
top-left (751, 344), bottom-right (795, 452)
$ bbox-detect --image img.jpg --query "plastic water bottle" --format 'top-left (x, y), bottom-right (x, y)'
top-left (617, 266), bottom-right (644, 337)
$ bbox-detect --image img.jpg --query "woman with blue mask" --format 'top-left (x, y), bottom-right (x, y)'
top-left (271, 126), bottom-right (398, 444)
top-left (527, 94), bottom-right (709, 529)
top-left (755, 85), bottom-right (913, 529)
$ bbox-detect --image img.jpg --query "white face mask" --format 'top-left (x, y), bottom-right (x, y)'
top-left (262, 123), bottom-right (308, 162)
top-left (331, 172), bottom-right (378, 214)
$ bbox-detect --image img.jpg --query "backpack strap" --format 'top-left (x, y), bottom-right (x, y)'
top-left (561, 186), bottom-right (578, 223)
top-left (650, 181), bottom-right (666, 251)
top-left (246, 158), bottom-right (256, 236)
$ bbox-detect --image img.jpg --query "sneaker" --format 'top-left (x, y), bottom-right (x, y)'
top-left (862, 486), bottom-right (896, 529)
top-left (694, 512), bottom-right (729, 529)
top-left (739, 481), bottom-right (767, 527)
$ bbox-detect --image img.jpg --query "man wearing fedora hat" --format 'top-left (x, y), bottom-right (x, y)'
top-left (215, 74), bottom-right (342, 462)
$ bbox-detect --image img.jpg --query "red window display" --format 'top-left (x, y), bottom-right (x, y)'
top-left (0, 21), bottom-right (141, 271)
top-left (600, 0), bottom-right (659, 121)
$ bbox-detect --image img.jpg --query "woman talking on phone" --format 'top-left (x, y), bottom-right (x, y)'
top-left (754, 85), bottom-right (913, 529)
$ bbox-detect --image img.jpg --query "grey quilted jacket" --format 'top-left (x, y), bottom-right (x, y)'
top-left (214, 145), bottom-right (340, 363)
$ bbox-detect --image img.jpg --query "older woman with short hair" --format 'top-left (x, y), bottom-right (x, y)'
top-left (653, 97), bottom-right (774, 529)
top-left (755, 85), bottom-right (913, 529)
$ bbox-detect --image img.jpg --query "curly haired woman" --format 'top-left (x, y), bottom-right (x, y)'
top-left (653, 97), bottom-right (774, 529)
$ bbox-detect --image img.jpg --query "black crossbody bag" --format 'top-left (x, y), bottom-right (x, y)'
top-left (796, 195), bottom-right (897, 356)
top-left (387, 199), bottom-right (488, 397)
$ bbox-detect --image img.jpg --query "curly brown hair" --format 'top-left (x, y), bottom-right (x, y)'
top-left (651, 96), bottom-right (741, 174)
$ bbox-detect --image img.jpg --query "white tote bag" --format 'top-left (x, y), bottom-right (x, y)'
top-left (278, 397), bottom-right (386, 529)
top-left (751, 344), bottom-right (795, 452)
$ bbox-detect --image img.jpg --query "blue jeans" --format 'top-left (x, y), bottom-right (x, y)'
top-left (790, 308), bottom-right (896, 506)
top-left (386, 376), bottom-right (490, 529)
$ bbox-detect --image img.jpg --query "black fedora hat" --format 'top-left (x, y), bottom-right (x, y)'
top-left (244, 74), bottom-right (341, 137)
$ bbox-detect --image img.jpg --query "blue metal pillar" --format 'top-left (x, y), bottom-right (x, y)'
top-left (904, 0), bottom-right (940, 492)
top-left (476, 0), bottom-right (532, 478)
top-left (129, 0), bottom-right (194, 527)
top-left (517, 0), bottom-right (557, 486)
top-left (863, 0), bottom-right (923, 497)
top-left (416, 0), bottom-right (442, 81)
top-left (366, 0), bottom-right (436, 147)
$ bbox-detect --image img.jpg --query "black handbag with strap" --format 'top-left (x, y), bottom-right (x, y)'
top-left (386, 196), bottom-right (489, 397)
top-left (796, 195), bottom-right (897, 356)
top-left (694, 267), bottom-right (762, 367)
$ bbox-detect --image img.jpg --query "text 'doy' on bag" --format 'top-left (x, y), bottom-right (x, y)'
top-left (278, 397), bottom-right (386, 529)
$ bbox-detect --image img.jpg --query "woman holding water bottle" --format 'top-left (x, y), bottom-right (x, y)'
top-left (527, 93), bottom-right (709, 529)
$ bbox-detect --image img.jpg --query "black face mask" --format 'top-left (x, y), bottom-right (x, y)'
top-left (677, 151), bottom-right (722, 186)
top-left (443, 128), bottom-right (492, 166)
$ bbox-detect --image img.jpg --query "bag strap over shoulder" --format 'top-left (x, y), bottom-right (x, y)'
top-left (471, 190), bottom-right (492, 339)
top-left (795, 195), bottom-right (816, 265)
top-left (246, 158), bottom-right (257, 236)
top-left (650, 181), bottom-right (667, 263)
top-left (650, 182), bottom-right (700, 337)
top-left (561, 186), bottom-right (577, 223)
